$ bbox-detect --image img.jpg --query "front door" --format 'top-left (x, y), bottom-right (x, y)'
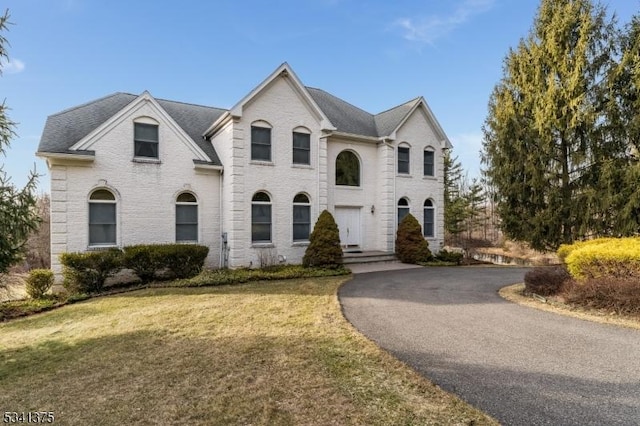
top-left (335, 207), bottom-right (361, 249)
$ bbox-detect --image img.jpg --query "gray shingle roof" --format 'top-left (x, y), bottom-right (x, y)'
top-left (306, 87), bottom-right (420, 138)
top-left (39, 87), bottom-right (424, 166)
top-left (374, 98), bottom-right (420, 137)
top-left (38, 93), bottom-right (226, 166)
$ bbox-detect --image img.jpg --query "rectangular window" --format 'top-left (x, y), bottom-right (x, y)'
top-left (134, 123), bottom-right (159, 158)
top-left (293, 132), bottom-right (310, 165)
top-left (293, 205), bottom-right (311, 241)
top-left (424, 150), bottom-right (435, 176)
top-left (252, 204), bottom-right (272, 242)
top-left (176, 205), bottom-right (198, 242)
top-left (251, 126), bottom-right (272, 161)
top-left (424, 209), bottom-right (435, 238)
top-left (89, 203), bottom-right (116, 245)
top-left (398, 147), bottom-right (410, 174)
top-left (397, 207), bottom-right (410, 226)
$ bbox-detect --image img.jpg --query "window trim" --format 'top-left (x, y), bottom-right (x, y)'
top-left (251, 123), bottom-right (272, 162)
top-left (335, 150), bottom-right (361, 187)
top-left (423, 148), bottom-right (435, 177)
top-left (134, 122), bottom-right (159, 159)
top-left (292, 129), bottom-right (311, 165)
top-left (175, 192), bottom-right (198, 243)
top-left (423, 199), bottom-right (435, 238)
top-left (251, 191), bottom-right (272, 243)
top-left (88, 188), bottom-right (117, 247)
top-left (398, 144), bottom-right (410, 174)
top-left (292, 193), bottom-right (311, 242)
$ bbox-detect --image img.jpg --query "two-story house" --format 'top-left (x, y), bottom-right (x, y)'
top-left (37, 63), bottom-right (451, 274)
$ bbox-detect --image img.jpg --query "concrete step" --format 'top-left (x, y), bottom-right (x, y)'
top-left (342, 251), bottom-right (396, 264)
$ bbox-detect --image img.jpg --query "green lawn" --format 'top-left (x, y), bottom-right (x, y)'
top-left (0, 277), bottom-right (496, 425)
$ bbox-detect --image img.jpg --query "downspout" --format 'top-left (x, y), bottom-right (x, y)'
top-left (219, 167), bottom-right (224, 268)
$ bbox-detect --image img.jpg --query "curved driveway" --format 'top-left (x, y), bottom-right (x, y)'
top-left (339, 267), bottom-right (640, 425)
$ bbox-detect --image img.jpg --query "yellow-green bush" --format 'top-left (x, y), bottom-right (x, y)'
top-left (557, 238), bottom-right (619, 262)
top-left (561, 237), bottom-right (640, 280)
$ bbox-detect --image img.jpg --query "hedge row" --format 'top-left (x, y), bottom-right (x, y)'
top-left (61, 244), bottom-right (209, 294)
top-left (559, 237), bottom-right (640, 280)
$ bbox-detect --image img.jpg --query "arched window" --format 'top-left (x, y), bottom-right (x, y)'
top-left (397, 197), bottom-right (410, 226)
top-left (176, 192), bottom-right (198, 242)
top-left (293, 193), bottom-right (311, 241)
top-left (424, 199), bottom-right (435, 238)
top-left (251, 121), bottom-right (272, 161)
top-left (335, 150), bottom-right (360, 186)
top-left (398, 143), bottom-right (410, 174)
top-left (423, 148), bottom-right (435, 176)
top-left (89, 189), bottom-right (116, 246)
top-left (252, 191), bottom-right (272, 242)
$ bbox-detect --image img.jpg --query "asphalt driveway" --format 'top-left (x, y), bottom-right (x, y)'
top-left (339, 266), bottom-right (640, 426)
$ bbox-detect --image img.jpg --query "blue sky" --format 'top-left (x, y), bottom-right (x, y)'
top-left (1, 0), bottom-right (638, 193)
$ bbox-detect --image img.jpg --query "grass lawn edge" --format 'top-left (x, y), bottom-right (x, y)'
top-left (499, 283), bottom-right (640, 330)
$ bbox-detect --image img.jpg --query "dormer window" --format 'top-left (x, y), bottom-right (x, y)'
top-left (134, 122), bottom-right (159, 158)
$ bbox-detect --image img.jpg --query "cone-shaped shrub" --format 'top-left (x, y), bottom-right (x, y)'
top-left (395, 213), bottom-right (431, 264)
top-left (303, 210), bottom-right (343, 268)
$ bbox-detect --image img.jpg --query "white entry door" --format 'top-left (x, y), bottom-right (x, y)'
top-left (335, 207), bottom-right (361, 248)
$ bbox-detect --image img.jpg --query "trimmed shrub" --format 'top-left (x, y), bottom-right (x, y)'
top-left (123, 244), bottom-right (161, 283)
top-left (303, 210), bottom-right (343, 268)
top-left (524, 266), bottom-right (571, 296)
top-left (25, 269), bottom-right (54, 299)
top-left (562, 237), bottom-right (640, 280)
top-left (557, 238), bottom-right (619, 262)
top-left (395, 214), bottom-right (431, 264)
top-left (435, 249), bottom-right (463, 265)
top-left (564, 276), bottom-right (640, 316)
top-left (155, 244), bottom-right (209, 279)
top-left (60, 249), bottom-right (123, 294)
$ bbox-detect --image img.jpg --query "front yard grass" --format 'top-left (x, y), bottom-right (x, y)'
top-left (0, 276), bottom-right (495, 425)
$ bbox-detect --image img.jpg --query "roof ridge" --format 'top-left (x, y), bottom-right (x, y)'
top-left (48, 92), bottom-right (136, 117)
top-left (305, 86), bottom-right (375, 117)
top-left (375, 97), bottom-right (421, 117)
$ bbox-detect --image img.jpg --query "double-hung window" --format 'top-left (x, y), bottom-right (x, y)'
top-left (251, 126), bottom-right (272, 161)
top-left (293, 132), bottom-right (310, 165)
top-left (424, 199), bottom-right (435, 238)
top-left (293, 194), bottom-right (311, 241)
top-left (398, 146), bottom-right (410, 174)
top-left (252, 192), bottom-right (272, 242)
top-left (176, 192), bottom-right (198, 242)
top-left (424, 149), bottom-right (435, 177)
top-left (134, 123), bottom-right (159, 158)
top-left (89, 189), bottom-right (117, 246)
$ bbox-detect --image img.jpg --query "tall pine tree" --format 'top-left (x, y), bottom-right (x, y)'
top-left (0, 10), bottom-right (40, 278)
top-left (482, 0), bottom-right (620, 251)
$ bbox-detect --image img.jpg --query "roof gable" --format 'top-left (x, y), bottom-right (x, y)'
top-left (205, 63), bottom-right (335, 136)
top-left (39, 92), bottom-right (225, 165)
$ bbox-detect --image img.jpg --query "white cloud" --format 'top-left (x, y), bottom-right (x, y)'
top-left (394, 0), bottom-right (495, 45)
top-left (1, 58), bottom-right (26, 74)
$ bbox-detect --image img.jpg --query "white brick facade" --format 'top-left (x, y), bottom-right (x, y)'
top-left (39, 63), bottom-right (449, 272)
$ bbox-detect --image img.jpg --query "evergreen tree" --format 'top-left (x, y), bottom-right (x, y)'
top-left (0, 10), bottom-right (40, 277)
top-left (482, 0), bottom-right (620, 251)
top-left (303, 210), bottom-right (343, 268)
top-left (395, 214), bottom-right (431, 264)
top-left (443, 151), bottom-right (468, 245)
top-left (463, 178), bottom-right (485, 243)
top-left (605, 14), bottom-right (640, 234)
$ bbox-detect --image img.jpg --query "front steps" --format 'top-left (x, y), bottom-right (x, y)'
top-left (342, 250), bottom-right (396, 265)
